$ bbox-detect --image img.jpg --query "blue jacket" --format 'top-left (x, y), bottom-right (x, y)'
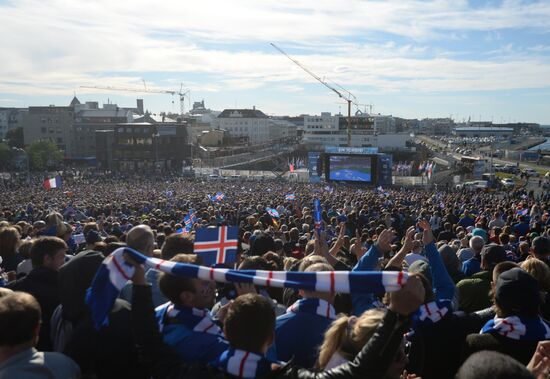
top-left (424, 241), bottom-right (455, 301)
top-left (462, 257), bottom-right (481, 277)
top-left (273, 302), bottom-right (334, 368)
top-left (351, 245), bottom-right (382, 316)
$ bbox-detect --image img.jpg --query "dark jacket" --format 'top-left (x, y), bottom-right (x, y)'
top-left (7, 266), bottom-right (59, 351)
top-left (132, 284), bottom-right (410, 379)
top-left (463, 332), bottom-right (538, 366)
top-left (56, 250), bottom-right (149, 379)
top-left (456, 270), bottom-right (492, 313)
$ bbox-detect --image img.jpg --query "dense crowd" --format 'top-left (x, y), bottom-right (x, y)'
top-left (2, 173), bottom-right (550, 378)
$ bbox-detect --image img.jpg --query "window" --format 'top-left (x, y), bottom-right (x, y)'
top-left (48, 127), bottom-right (54, 133)
top-left (41, 127), bottom-right (47, 133)
top-left (56, 137), bottom-right (63, 143)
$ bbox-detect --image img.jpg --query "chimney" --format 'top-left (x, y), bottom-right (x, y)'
top-left (137, 99), bottom-right (144, 115)
top-left (253, 105), bottom-right (256, 110)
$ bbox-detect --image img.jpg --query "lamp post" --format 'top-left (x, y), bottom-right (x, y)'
top-left (12, 147), bottom-right (30, 183)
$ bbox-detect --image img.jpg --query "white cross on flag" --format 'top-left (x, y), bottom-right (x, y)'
top-left (194, 226), bottom-right (239, 266)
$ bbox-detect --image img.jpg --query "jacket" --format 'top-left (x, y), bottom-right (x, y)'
top-left (456, 270), bottom-right (492, 314)
top-left (131, 284), bottom-right (410, 379)
top-left (7, 266), bottom-right (59, 351)
top-left (463, 332), bottom-right (539, 366)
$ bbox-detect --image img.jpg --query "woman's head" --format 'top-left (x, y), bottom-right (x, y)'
top-left (318, 309), bottom-right (410, 378)
top-left (0, 227), bottom-right (21, 258)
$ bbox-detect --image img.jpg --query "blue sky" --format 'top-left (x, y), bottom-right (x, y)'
top-left (1, 0), bottom-right (549, 124)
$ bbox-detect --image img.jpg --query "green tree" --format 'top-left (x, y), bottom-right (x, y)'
top-left (0, 143), bottom-right (14, 170)
top-left (5, 127), bottom-right (24, 148)
top-left (26, 140), bottom-right (63, 170)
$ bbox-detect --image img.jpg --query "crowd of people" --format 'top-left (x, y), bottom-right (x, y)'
top-left (2, 172), bottom-right (550, 378)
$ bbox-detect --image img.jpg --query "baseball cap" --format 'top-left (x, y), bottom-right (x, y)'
top-left (495, 268), bottom-right (540, 315)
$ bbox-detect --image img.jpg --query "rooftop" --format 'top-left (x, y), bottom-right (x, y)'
top-left (217, 108), bottom-right (268, 118)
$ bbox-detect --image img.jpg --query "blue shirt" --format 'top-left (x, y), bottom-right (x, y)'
top-left (462, 257), bottom-right (481, 277)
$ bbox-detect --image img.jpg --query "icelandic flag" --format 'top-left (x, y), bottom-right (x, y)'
top-left (266, 207), bottom-right (280, 218)
top-left (517, 208), bottom-right (529, 216)
top-left (194, 226), bottom-right (238, 266)
top-left (43, 175), bottom-right (62, 190)
top-left (184, 210), bottom-right (197, 232)
top-left (213, 192), bottom-right (226, 202)
top-left (285, 193), bottom-right (296, 201)
top-left (313, 198), bottom-right (323, 232)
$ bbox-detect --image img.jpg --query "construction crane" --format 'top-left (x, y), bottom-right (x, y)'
top-left (270, 43), bottom-right (359, 147)
top-left (80, 82), bottom-right (190, 115)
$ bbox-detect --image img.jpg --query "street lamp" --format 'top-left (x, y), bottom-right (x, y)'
top-left (12, 147), bottom-right (30, 183)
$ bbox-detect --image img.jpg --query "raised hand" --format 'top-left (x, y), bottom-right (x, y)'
top-left (417, 219), bottom-right (434, 246)
top-left (401, 226), bottom-right (416, 253)
top-left (527, 340), bottom-right (550, 379)
top-left (375, 229), bottom-right (396, 255)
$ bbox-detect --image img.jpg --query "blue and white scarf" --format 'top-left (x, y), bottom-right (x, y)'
top-left (211, 348), bottom-right (278, 378)
top-left (412, 300), bottom-right (452, 328)
top-left (481, 315), bottom-right (550, 340)
top-left (85, 247), bottom-right (408, 329)
top-left (287, 298), bottom-right (336, 319)
top-left (155, 302), bottom-right (223, 336)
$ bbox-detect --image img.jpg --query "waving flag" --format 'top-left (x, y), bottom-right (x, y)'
top-left (194, 226), bottom-right (238, 266)
top-left (184, 210), bottom-right (197, 232)
top-left (266, 208), bottom-right (280, 218)
top-left (313, 198), bottom-right (323, 232)
top-left (214, 192), bottom-right (226, 202)
top-left (43, 175), bottom-right (62, 190)
top-left (85, 246), bottom-right (409, 329)
top-left (285, 194), bottom-right (296, 201)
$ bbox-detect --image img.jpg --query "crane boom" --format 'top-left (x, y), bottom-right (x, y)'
top-left (270, 43), bottom-right (357, 146)
top-left (270, 43), bottom-right (344, 99)
top-left (80, 85), bottom-right (175, 95)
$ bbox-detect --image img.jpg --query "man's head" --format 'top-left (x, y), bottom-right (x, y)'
top-left (480, 244), bottom-right (506, 272)
top-left (160, 233), bottom-right (194, 260)
top-left (0, 292), bottom-right (41, 348)
top-left (494, 267), bottom-right (540, 318)
top-left (126, 225), bottom-right (155, 256)
top-left (456, 350), bottom-right (533, 379)
top-left (531, 236), bottom-right (550, 260)
top-left (159, 254), bottom-right (216, 309)
top-left (469, 236), bottom-right (485, 255)
top-left (30, 236), bottom-right (67, 271)
top-left (224, 294), bottom-right (275, 354)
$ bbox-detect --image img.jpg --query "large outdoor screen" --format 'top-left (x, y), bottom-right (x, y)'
top-left (328, 154), bottom-right (373, 182)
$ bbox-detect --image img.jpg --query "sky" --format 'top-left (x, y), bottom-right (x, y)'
top-left (1, 0), bottom-right (550, 124)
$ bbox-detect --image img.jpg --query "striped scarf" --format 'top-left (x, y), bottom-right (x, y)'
top-left (211, 348), bottom-right (277, 378)
top-left (481, 315), bottom-right (550, 340)
top-left (155, 302), bottom-right (223, 336)
top-left (86, 247), bottom-right (408, 329)
top-left (287, 298), bottom-right (336, 319)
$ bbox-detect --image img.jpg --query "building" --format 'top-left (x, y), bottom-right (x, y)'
top-left (99, 122), bottom-right (189, 171)
top-left (200, 129), bottom-right (226, 147)
top-left (73, 100), bottom-right (133, 159)
top-left (453, 126), bottom-right (514, 138)
top-left (418, 118), bottom-right (454, 135)
top-left (302, 113), bottom-right (409, 150)
top-left (214, 108), bottom-right (270, 144)
top-left (269, 119), bottom-right (298, 142)
top-left (0, 108), bottom-right (27, 139)
top-left (22, 104), bottom-right (75, 157)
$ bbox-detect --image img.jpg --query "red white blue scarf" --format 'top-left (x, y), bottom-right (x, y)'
top-left (211, 348), bottom-right (278, 378)
top-left (412, 299), bottom-right (452, 328)
top-left (86, 247), bottom-right (408, 329)
top-left (155, 302), bottom-right (223, 336)
top-left (287, 298), bottom-right (336, 319)
top-left (481, 315), bottom-right (550, 340)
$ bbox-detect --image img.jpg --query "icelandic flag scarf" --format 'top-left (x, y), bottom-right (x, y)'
top-left (412, 300), bottom-right (452, 328)
top-left (481, 315), bottom-right (550, 340)
top-left (287, 298), bottom-right (336, 319)
top-left (86, 247), bottom-right (408, 329)
top-left (211, 348), bottom-right (278, 378)
top-left (155, 302), bottom-right (223, 336)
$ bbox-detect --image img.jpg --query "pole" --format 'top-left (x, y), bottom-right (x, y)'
top-left (347, 99), bottom-right (352, 147)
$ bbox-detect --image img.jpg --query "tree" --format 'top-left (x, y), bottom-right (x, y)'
top-left (0, 143), bottom-right (14, 170)
top-left (5, 127), bottom-right (24, 148)
top-left (26, 140), bottom-right (63, 170)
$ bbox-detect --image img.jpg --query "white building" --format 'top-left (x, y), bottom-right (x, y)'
top-left (214, 108), bottom-right (270, 144)
top-left (269, 119), bottom-right (298, 141)
top-left (302, 113), bottom-right (407, 149)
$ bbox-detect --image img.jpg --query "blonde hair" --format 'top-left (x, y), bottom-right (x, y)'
top-left (521, 258), bottom-right (550, 292)
top-left (318, 309), bottom-right (385, 370)
top-left (283, 257), bottom-right (298, 271)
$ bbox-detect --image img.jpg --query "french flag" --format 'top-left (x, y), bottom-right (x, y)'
top-left (43, 175), bottom-right (62, 190)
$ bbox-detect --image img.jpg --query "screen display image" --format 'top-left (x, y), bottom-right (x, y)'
top-left (329, 155), bottom-right (372, 182)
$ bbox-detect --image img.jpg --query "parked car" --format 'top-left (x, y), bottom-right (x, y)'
top-left (456, 180), bottom-right (489, 190)
top-left (522, 168), bottom-right (539, 177)
top-left (501, 178), bottom-right (515, 188)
